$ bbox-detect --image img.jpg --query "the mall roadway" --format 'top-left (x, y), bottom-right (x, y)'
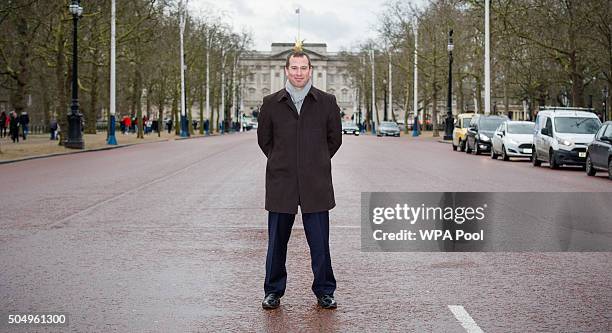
top-left (0, 131), bottom-right (610, 333)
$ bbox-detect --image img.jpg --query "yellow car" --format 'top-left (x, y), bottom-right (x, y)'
top-left (452, 113), bottom-right (474, 151)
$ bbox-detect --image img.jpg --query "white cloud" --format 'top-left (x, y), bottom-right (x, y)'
top-left (188, 0), bottom-right (425, 52)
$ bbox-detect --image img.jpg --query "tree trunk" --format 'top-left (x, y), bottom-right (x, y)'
top-left (432, 50), bottom-right (438, 137)
top-left (86, 48), bottom-right (100, 134)
top-left (403, 80), bottom-right (411, 134)
top-left (136, 64), bottom-right (143, 139)
top-left (432, 84), bottom-right (439, 137)
top-left (503, 79), bottom-right (509, 118)
top-left (55, 18), bottom-right (68, 145)
top-left (199, 83), bottom-right (205, 135)
top-left (40, 72), bottom-right (51, 130)
top-left (570, 51), bottom-right (584, 107)
top-left (476, 77), bottom-right (483, 114)
top-left (458, 76), bottom-right (465, 113)
top-left (11, 16), bottom-right (29, 116)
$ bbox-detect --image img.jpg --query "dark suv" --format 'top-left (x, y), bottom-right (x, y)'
top-left (585, 121), bottom-right (612, 179)
top-left (465, 114), bottom-right (509, 155)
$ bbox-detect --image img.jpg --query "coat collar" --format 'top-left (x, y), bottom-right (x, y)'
top-left (276, 85), bottom-right (320, 103)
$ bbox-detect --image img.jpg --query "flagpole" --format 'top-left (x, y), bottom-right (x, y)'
top-left (297, 8), bottom-right (301, 41)
top-left (484, 0), bottom-right (491, 115)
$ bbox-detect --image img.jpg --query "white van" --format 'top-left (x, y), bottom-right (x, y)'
top-left (532, 107), bottom-right (602, 169)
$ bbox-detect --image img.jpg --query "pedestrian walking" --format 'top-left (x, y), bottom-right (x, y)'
top-left (166, 118), bottom-right (173, 134)
top-left (50, 118), bottom-right (58, 140)
top-left (19, 111), bottom-right (29, 140)
top-left (9, 111), bottom-right (19, 143)
top-left (257, 46), bottom-right (342, 310)
top-left (0, 111), bottom-right (7, 137)
top-left (125, 116), bottom-right (132, 134)
top-left (120, 115), bottom-right (126, 134)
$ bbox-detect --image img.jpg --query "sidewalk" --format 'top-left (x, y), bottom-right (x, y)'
top-left (360, 129), bottom-right (450, 141)
top-left (0, 130), bottom-right (223, 164)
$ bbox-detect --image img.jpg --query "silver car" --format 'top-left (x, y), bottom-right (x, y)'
top-left (491, 121), bottom-right (535, 160)
top-left (342, 121), bottom-right (360, 136)
top-left (376, 121), bottom-right (400, 137)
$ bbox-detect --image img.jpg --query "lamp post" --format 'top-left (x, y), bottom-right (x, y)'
top-left (65, 0), bottom-right (84, 149)
top-left (179, 0), bottom-right (189, 137)
top-left (383, 79), bottom-right (388, 121)
top-left (412, 18), bottom-right (420, 137)
top-left (107, 0), bottom-right (117, 145)
top-left (443, 30), bottom-right (454, 140)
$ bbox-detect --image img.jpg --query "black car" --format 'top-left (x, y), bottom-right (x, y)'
top-left (585, 121), bottom-right (612, 179)
top-left (465, 114), bottom-right (509, 155)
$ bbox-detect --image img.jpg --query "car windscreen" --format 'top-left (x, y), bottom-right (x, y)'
top-left (461, 118), bottom-right (472, 128)
top-left (508, 123), bottom-right (534, 134)
top-left (381, 122), bottom-right (398, 128)
top-left (554, 117), bottom-right (600, 134)
top-left (479, 118), bottom-right (505, 131)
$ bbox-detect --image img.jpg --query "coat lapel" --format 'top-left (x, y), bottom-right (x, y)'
top-left (283, 99), bottom-right (299, 119)
top-left (277, 89), bottom-right (299, 119)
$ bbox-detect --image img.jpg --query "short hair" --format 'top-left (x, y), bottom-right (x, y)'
top-left (285, 51), bottom-right (312, 69)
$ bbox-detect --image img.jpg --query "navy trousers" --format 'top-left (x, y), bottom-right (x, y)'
top-left (264, 211), bottom-right (336, 297)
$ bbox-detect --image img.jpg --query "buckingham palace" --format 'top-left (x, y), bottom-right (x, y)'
top-left (239, 43), bottom-right (357, 120)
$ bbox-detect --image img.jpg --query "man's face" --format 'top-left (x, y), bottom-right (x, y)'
top-left (285, 55), bottom-right (312, 88)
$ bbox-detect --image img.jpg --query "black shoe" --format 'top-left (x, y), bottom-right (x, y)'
top-left (262, 293), bottom-right (280, 309)
top-left (317, 295), bottom-right (337, 309)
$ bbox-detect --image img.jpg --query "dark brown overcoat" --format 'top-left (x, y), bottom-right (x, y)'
top-left (257, 86), bottom-right (342, 214)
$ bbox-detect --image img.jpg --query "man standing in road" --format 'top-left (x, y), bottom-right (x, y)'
top-left (257, 45), bottom-right (342, 310)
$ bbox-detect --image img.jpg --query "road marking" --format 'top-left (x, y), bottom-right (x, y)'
top-left (448, 305), bottom-right (484, 333)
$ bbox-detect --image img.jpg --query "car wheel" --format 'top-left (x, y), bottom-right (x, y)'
top-left (490, 147), bottom-right (497, 159)
top-left (452, 142), bottom-right (457, 151)
top-left (459, 139), bottom-right (466, 152)
top-left (532, 150), bottom-right (541, 167)
top-left (608, 158), bottom-right (612, 180)
top-left (502, 145), bottom-right (509, 161)
top-left (549, 149), bottom-right (559, 169)
top-left (584, 155), bottom-right (597, 176)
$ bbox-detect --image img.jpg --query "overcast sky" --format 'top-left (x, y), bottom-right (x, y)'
top-left (189, 0), bottom-right (425, 52)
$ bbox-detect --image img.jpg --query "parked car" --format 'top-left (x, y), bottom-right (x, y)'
top-left (491, 121), bottom-right (535, 160)
top-left (242, 116), bottom-right (253, 131)
top-left (250, 118), bottom-right (258, 130)
top-left (376, 121), bottom-right (400, 137)
top-left (532, 108), bottom-right (601, 169)
top-left (585, 121), bottom-right (612, 179)
top-left (452, 113), bottom-right (474, 151)
top-left (465, 114), bottom-right (509, 154)
top-left (342, 121), bottom-right (360, 135)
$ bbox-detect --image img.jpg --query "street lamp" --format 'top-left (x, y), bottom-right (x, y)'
top-left (443, 29), bottom-right (454, 140)
top-left (383, 79), bottom-right (388, 121)
top-left (65, 0), bottom-right (84, 149)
